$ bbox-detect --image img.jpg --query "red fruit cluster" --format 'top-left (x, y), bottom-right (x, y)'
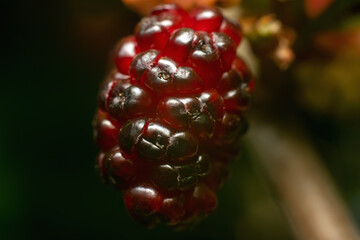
top-left (93, 4), bottom-right (253, 228)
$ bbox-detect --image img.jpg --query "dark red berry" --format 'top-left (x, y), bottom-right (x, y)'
top-left (186, 31), bottom-right (223, 86)
top-left (158, 97), bottom-right (189, 130)
top-left (212, 32), bottom-right (236, 71)
top-left (190, 7), bottom-right (223, 33)
top-left (94, 4), bottom-right (252, 228)
top-left (204, 160), bottom-right (230, 190)
top-left (140, 55), bottom-right (203, 96)
top-left (150, 4), bottom-right (190, 26)
top-left (98, 71), bottom-right (130, 111)
top-left (124, 183), bottom-right (164, 216)
top-left (164, 28), bottom-right (194, 63)
top-left (105, 147), bottom-right (135, 189)
top-left (108, 84), bottom-right (153, 121)
top-left (118, 118), bottom-right (146, 155)
top-left (129, 50), bottom-right (160, 82)
top-left (135, 6), bottom-right (186, 51)
top-left (93, 111), bottom-right (120, 151)
top-left (158, 194), bottom-right (186, 225)
top-left (219, 18), bottom-right (242, 46)
top-left (167, 132), bottom-right (198, 160)
top-left (199, 89), bottom-right (224, 121)
top-left (134, 120), bottom-right (172, 161)
top-left (218, 57), bottom-right (254, 112)
top-left (186, 184), bottom-right (217, 216)
top-left (95, 152), bottom-right (107, 183)
top-left (213, 112), bottom-right (248, 145)
top-left (114, 36), bottom-right (140, 75)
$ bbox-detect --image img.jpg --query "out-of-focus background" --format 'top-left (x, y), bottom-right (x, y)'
top-left (1, 0), bottom-right (359, 239)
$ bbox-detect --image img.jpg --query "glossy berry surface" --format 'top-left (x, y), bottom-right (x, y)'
top-left (93, 4), bottom-right (253, 229)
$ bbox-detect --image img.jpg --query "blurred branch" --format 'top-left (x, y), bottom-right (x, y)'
top-left (246, 118), bottom-right (360, 240)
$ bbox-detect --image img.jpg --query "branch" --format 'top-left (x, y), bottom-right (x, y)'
top-left (246, 118), bottom-right (360, 240)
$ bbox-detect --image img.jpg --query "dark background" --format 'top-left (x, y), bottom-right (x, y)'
top-left (1, 0), bottom-right (359, 239)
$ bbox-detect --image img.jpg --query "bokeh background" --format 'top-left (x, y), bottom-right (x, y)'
top-left (1, 0), bottom-right (359, 239)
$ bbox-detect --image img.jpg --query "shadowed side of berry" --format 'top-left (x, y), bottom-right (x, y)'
top-left (195, 155), bottom-right (210, 176)
top-left (232, 56), bottom-right (252, 83)
top-left (223, 83), bottom-right (252, 112)
top-left (158, 194), bottom-right (186, 225)
top-left (204, 160), bottom-right (230, 190)
top-left (98, 80), bottom-right (118, 111)
top-left (93, 111), bottom-right (121, 152)
top-left (217, 58), bottom-right (254, 112)
top-left (213, 112), bottom-right (248, 145)
top-left (124, 184), bottom-right (164, 217)
top-left (152, 165), bottom-right (179, 190)
top-left (185, 184), bottom-right (217, 217)
top-left (105, 147), bottom-right (136, 189)
top-left (95, 152), bottom-right (107, 183)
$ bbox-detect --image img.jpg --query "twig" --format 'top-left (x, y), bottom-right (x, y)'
top-left (246, 118), bottom-right (360, 240)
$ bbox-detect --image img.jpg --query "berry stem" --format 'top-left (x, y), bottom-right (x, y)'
top-left (246, 117), bottom-right (360, 240)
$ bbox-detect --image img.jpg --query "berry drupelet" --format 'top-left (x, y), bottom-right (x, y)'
top-left (93, 4), bottom-right (253, 228)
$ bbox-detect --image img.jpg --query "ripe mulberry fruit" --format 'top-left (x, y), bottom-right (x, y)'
top-left (93, 4), bottom-right (253, 228)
